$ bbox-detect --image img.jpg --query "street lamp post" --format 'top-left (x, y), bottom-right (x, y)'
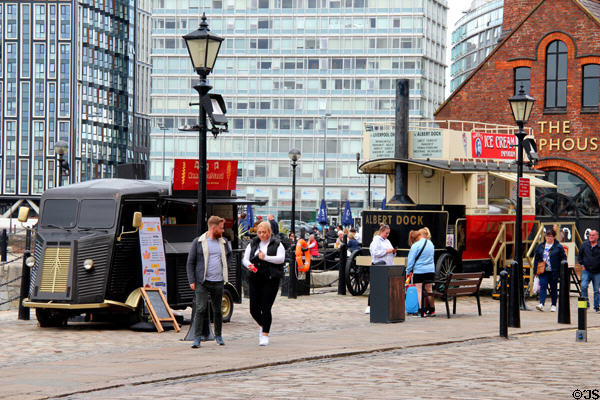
top-left (508, 86), bottom-right (536, 327)
top-left (159, 125), bottom-right (168, 180)
top-left (54, 140), bottom-right (69, 187)
top-left (355, 153), bottom-right (371, 209)
top-left (288, 148), bottom-right (301, 299)
top-left (321, 112), bottom-right (331, 203)
top-left (183, 13), bottom-right (224, 236)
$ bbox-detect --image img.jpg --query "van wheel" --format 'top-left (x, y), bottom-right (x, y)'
top-left (222, 288), bottom-right (234, 323)
top-left (36, 309), bottom-right (68, 328)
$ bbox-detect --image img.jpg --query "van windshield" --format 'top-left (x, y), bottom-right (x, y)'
top-left (79, 199), bottom-right (116, 229)
top-left (41, 199), bottom-right (78, 228)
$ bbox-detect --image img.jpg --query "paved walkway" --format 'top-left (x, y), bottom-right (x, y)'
top-left (74, 328), bottom-right (600, 400)
top-left (1, 289), bottom-right (598, 399)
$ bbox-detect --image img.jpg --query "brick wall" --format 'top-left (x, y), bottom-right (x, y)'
top-left (502, 0), bottom-right (543, 34)
top-left (436, 0), bottom-right (600, 200)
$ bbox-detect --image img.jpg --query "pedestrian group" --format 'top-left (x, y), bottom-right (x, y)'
top-left (186, 214), bottom-right (600, 348)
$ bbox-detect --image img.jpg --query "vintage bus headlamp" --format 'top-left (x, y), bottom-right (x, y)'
top-left (83, 259), bottom-right (94, 271)
top-left (25, 256), bottom-right (35, 268)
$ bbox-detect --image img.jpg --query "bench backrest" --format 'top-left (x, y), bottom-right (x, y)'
top-left (444, 272), bottom-right (484, 297)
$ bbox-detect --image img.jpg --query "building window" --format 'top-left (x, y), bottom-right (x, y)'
top-left (545, 40), bottom-right (567, 110)
top-left (582, 64), bottom-right (600, 110)
top-left (514, 67), bottom-right (530, 95)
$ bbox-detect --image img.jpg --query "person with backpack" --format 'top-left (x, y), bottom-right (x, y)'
top-left (406, 228), bottom-right (436, 317)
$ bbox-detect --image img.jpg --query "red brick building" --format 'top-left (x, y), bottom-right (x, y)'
top-left (436, 0), bottom-right (600, 227)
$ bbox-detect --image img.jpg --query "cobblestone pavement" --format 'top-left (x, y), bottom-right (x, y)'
top-left (69, 327), bottom-right (600, 400)
top-left (2, 288), bottom-right (599, 399)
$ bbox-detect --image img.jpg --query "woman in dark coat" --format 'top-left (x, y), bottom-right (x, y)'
top-left (533, 229), bottom-right (566, 312)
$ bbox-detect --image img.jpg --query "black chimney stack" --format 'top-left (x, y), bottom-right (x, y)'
top-left (388, 79), bottom-right (414, 206)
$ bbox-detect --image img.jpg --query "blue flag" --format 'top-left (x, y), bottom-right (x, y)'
top-left (342, 199), bottom-right (353, 227)
top-left (245, 205), bottom-right (254, 230)
top-left (317, 198), bottom-right (328, 225)
top-left (381, 198), bottom-right (386, 210)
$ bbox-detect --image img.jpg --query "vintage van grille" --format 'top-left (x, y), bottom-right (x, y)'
top-left (40, 247), bottom-right (71, 293)
top-left (76, 237), bottom-right (111, 301)
top-left (30, 237), bottom-right (44, 296)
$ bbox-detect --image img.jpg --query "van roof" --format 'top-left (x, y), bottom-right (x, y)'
top-left (42, 179), bottom-right (171, 199)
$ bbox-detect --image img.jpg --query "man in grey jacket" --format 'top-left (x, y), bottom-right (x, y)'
top-left (186, 215), bottom-right (232, 348)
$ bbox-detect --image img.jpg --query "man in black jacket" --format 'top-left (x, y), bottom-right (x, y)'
top-left (186, 216), bottom-right (232, 348)
top-left (268, 214), bottom-right (279, 235)
top-left (578, 229), bottom-right (600, 311)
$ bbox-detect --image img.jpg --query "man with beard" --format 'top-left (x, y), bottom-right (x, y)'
top-left (186, 215), bottom-right (233, 348)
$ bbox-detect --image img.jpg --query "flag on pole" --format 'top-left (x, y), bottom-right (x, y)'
top-left (342, 199), bottom-right (353, 226)
top-left (317, 198), bottom-right (328, 225)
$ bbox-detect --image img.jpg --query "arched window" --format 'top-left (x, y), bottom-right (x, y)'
top-left (514, 67), bottom-right (531, 95)
top-left (545, 40), bottom-right (568, 109)
top-left (536, 171), bottom-right (599, 217)
top-left (582, 64), bottom-right (600, 110)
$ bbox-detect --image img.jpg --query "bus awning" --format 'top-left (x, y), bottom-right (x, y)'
top-left (488, 171), bottom-right (557, 188)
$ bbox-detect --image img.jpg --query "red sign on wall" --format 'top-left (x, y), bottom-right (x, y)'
top-left (173, 159), bottom-right (238, 191)
top-left (471, 132), bottom-right (517, 160)
top-left (518, 177), bottom-right (530, 198)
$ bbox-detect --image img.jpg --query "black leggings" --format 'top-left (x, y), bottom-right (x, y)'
top-left (248, 274), bottom-right (281, 334)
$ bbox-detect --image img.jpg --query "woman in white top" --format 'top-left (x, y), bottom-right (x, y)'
top-left (364, 224), bottom-right (396, 313)
top-left (369, 224), bottom-right (396, 265)
top-left (242, 221), bottom-right (285, 346)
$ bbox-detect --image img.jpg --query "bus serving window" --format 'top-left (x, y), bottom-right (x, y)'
top-left (41, 199), bottom-right (78, 228)
top-left (79, 199), bottom-right (117, 228)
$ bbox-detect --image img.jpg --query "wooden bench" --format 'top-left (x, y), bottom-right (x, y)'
top-left (421, 272), bottom-right (484, 318)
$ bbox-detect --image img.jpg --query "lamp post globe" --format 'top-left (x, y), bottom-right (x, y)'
top-left (54, 140), bottom-right (68, 157)
top-left (183, 13), bottom-right (223, 77)
top-left (54, 140), bottom-right (69, 186)
top-left (507, 86), bottom-right (536, 327)
top-left (288, 148), bottom-right (301, 164)
top-left (509, 86), bottom-right (536, 128)
top-left (288, 148), bottom-right (301, 299)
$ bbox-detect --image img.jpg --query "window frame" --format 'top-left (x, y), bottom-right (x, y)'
top-left (544, 40), bottom-right (568, 112)
top-left (513, 66), bottom-right (531, 95)
top-left (582, 63), bottom-right (600, 113)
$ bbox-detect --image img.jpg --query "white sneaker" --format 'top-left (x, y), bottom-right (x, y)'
top-left (259, 335), bottom-right (269, 346)
top-left (259, 327), bottom-right (263, 338)
top-left (550, 305), bottom-right (556, 312)
top-left (364, 306), bottom-right (370, 314)
top-left (536, 303), bottom-right (544, 312)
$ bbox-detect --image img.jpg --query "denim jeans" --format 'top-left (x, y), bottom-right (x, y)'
top-left (581, 270), bottom-right (600, 309)
top-left (538, 271), bottom-right (558, 306)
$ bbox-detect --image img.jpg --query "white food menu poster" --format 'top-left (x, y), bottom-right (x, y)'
top-left (139, 217), bottom-right (167, 296)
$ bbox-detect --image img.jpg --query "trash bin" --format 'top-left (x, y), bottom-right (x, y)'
top-left (370, 264), bottom-right (406, 323)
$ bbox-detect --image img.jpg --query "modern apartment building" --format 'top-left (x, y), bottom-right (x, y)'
top-left (450, 0), bottom-right (503, 93)
top-left (150, 0), bottom-right (448, 220)
top-left (0, 0), bottom-right (151, 213)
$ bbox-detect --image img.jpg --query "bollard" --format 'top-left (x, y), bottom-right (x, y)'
top-left (338, 242), bottom-right (347, 295)
top-left (558, 260), bottom-right (570, 324)
top-left (0, 229), bottom-right (7, 262)
top-left (18, 250), bottom-right (31, 320)
top-left (499, 269), bottom-right (508, 338)
top-left (288, 246), bottom-right (297, 299)
top-left (508, 260), bottom-right (520, 328)
top-left (576, 296), bottom-right (587, 342)
top-left (25, 229), bottom-right (32, 252)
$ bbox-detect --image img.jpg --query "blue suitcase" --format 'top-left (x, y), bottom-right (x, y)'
top-left (405, 284), bottom-right (419, 315)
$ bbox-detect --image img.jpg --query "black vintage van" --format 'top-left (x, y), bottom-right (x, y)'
top-left (21, 179), bottom-right (258, 327)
